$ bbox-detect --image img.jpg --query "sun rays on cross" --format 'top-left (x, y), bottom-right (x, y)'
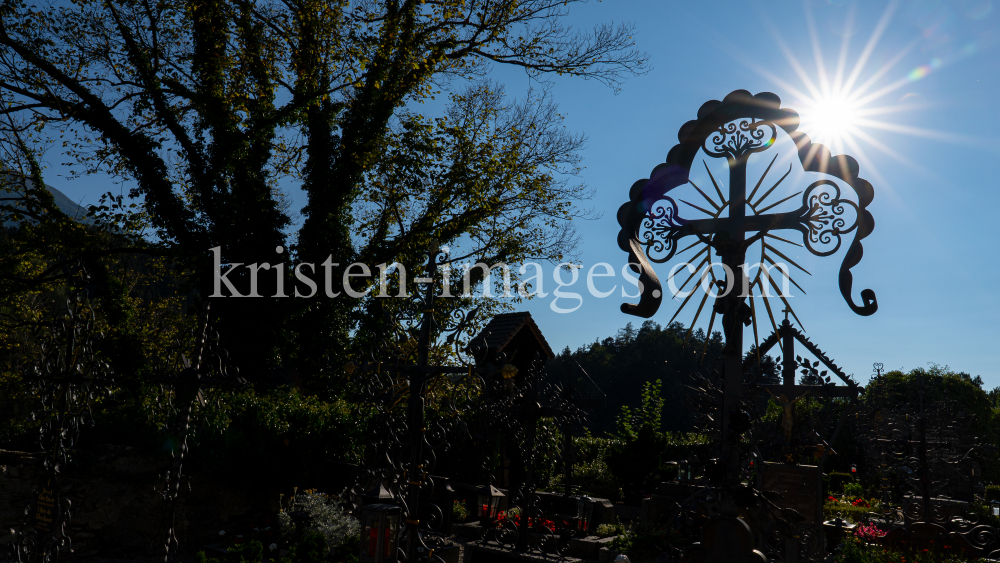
top-left (666, 156), bottom-right (811, 360)
top-left (661, 0), bottom-right (985, 360)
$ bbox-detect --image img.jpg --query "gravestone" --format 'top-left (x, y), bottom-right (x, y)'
top-left (762, 463), bottom-right (823, 525)
top-left (683, 516), bottom-right (767, 563)
top-left (32, 476), bottom-right (58, 533)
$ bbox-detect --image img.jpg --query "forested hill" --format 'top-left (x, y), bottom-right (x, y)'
top-left (545, 321), bottom-right (727, 435)
top-left (2, 179), bottom-right (88, 228)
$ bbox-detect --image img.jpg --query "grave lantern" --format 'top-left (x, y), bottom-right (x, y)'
top-left (851, 464), bottom-right (857, 475)
top-left (991, 500), bottom-right (999, 518)
top-left (476, 485), bottom-right (505, 523)
top-left (363, 479), bottom-right (394, 506)
top-left (679, 460), bottom-right (692, 482)
top-left (360, 504), bottom-right (400, 563)
top-left (431, 476), bottom-right (457, 534)
top-left (576, 496), bottom-right (595, 534)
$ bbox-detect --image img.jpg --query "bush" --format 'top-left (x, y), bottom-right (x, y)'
top-left (823, 501), bottom-right (874, 523)
top-left (194, 389), bottom-right (368, 484)
top-left (843, 482), bottom-right (864, 498)
top-left (196, 541), bottom-right (265, 563)
top-left (827, 471), bottom-right (854, 495)
top-left (986, 485), bottom-right (1000, 502)
top-left (606, 428), bottom-right (709, 503)
top-left (280, 532), bottom-right (331, 563)
top-left (835, 535), bottom-right (975, 563)
top-left (278, 489), bottom-right (360, 559)
top-left (595, 522), bottom-right (625, 538)
top-left (452, 500), bottom-right (469, 523)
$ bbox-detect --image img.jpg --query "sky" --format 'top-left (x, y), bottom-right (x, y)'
top-left (40, 0), bottom-right (1000, 389)
top-left (491, 0), bottom-right (1000, 389)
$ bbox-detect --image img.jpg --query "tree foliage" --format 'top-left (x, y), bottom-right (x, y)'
top-left (547, 320), bottom-right (724, 434)
top-left (0, 0), bottom-right (648, 387)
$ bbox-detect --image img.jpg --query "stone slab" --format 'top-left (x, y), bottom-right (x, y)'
top-left (762, 463), bottom-right (823, 525)
top-left (468, 543), bottom-right (583, 563)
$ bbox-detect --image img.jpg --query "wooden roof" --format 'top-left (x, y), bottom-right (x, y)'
top-left (468, 311), bottom-right (555, 360)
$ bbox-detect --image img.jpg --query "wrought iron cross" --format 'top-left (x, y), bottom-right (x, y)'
top-left (748, 317), bottom-right (861, 467)
top-left (345, 243), bottom-right (517, 563)
top-left (617, 90), bottom-right (877, 500)
top-left (10, 284), bottom-right (113, 563)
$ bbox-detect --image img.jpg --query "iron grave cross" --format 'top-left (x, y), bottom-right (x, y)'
top-left (616, 90), bottom-right (877, 493)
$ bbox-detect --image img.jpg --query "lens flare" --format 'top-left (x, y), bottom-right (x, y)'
top-left (799, 95), bottom-right (861, 147)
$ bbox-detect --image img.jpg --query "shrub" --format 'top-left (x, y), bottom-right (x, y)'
top-left (835, 535), bottom-right (975, 563)
top-left (195, 541), bottom-right (265, 563)
top-left (452, 500), bottom-right (469, 523)
top-left (843, 482), bottom-right (864, 497)
top-left (986, 485), bottom-right (1000, 502)
top-left (278, 489), bottom-right (360, 558)
top-left (595, 522), bottom-right (625, 538)
top-left (827, 472), bottom-right (854, 495)
top-left (280, 531), bottom-right (330, 563)
top-left (824, 500), bottom-right (874, 523)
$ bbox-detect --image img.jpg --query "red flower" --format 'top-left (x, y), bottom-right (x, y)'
top-left (827, 496), bottom-right (839, 502)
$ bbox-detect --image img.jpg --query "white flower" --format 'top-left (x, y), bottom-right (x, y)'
top-left (219, 530), bottom-right (226, 536)
top-left (269, 543), bottom-right (278, 551)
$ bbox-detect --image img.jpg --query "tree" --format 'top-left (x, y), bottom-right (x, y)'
top-left (547, 320), bottom-right (725, 433)
top-left (0, 0), bottom-right (648, 386)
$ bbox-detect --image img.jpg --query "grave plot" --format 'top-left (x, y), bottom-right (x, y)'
top-left (343, 245), bottom-right (621, 563)
top-left (853, 372), bottom-right (1000, 559)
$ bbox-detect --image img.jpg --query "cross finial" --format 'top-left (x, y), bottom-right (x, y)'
top-left (782, 306), bottom-right (792, 322)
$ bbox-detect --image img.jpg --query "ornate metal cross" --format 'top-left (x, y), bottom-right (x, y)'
top-left (617, 90), bottom-right (878, 503)
top-left (345, 243), bottom-right (515, 563)
top-left (10, 283), bottom-right (113, 563)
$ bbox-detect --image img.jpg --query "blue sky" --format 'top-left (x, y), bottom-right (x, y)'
top-left (504, 0), bottom-right (1000, 388)
top-left (41, 0), bottom-right (1000, 389)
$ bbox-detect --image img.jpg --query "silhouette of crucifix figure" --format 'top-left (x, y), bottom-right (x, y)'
top-left (766, 387), bottom-right (809, 443)
top-left (616, 91), bottom-right (877, 484)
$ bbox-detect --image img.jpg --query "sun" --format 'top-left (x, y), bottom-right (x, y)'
top-left (798, 94), bottom-right (860, 149)
top-left (740, 1), bottom-right (960, 190)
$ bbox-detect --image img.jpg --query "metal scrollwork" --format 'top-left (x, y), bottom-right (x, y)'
top-left (151, 302), bottom-right (244, 563)
top-left (703, 118), bottom-right (778, 159)
top-left (800, 180), bottom-right (860, 256)
top-left (349, 251), bottom-right (587, 562)
top-left (617, 89), bottom-right (878, 321)
top-left (856, 372), bottom-right (1000, 559)
top-left (8, 281), bottom-right (113, 563)
top-left (641, 197), bottom-right (687, 263)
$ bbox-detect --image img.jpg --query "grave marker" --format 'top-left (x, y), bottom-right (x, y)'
top-left (762, 463), bottom-right (822, 525)
top-left (32, 477), bottom-right (58, 534)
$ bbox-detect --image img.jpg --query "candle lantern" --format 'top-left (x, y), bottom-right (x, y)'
top-left (477, 485), bottom-right (505, 523)
top-left (678, 460), bottom-right (691, 482)
top-left (432, 476), bottom-right (457, 534)
top-left (453, 483), bottom-right (505, 525)
top-left (363, 479), bottom-right (394, 506)
top-left (360, 504), bottom-right (400, 563)
top-left (991, 500), bottom-right (999, 518)
top-left (576, 496), bottom-right (595, 534)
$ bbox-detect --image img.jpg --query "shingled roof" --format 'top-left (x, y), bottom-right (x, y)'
top-left (469, 311), bottom-right (555, 360)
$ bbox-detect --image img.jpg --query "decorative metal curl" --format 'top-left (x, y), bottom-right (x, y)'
top-left (799, 180), bottom-right (860, 256)
top-left (703, 118), bottom-right (778, 159)
top-left (9, 282), bottom-right (113, 563)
